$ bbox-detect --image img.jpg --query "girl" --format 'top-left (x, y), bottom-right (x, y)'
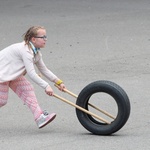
top-left (0, 26), bottom-right (66, 128)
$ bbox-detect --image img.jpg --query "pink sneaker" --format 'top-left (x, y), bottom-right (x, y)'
top-left (36, 112), bottom-right (56, 129)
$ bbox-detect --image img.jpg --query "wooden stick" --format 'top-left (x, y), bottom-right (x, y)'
top-left (58, 86), bottom-right (115, 119)
top-left (88, 103), bottom-right (115, 119)
top-left (63, 88), bottom-right (77, 98)
top-left (53, 93), bottom-right (110, 124)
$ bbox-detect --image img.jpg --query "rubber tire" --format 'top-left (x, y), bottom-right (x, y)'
top-left (76, 80), bottom-right (130, 135)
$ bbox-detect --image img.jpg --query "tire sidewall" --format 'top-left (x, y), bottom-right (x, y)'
top-left (76, 80), bottom-right (130, 135)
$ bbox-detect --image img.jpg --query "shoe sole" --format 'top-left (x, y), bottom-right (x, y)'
top-left (39, 114), bottom-right (56, 129)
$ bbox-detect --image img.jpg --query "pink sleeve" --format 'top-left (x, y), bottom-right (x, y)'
top-left (35, 53), bottom-right (58, 82)
top-left (22, 50), bottom-right (49, 89)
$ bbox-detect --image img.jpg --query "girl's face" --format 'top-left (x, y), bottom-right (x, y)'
top-left (31, 29), bottom-right (47, 48)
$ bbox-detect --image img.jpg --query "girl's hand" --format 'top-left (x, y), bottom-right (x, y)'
top-left (58, 83), bottom-right (66, 91)
top-left (45, 85), bottom-right (54, 96)
top-left (55, 79), bottom-right (66, 91)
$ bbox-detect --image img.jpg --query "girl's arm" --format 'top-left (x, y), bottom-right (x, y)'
top-left (35, 55), bottom-right (65, 90)
top-left (22, 50), bottom-right (49, 89)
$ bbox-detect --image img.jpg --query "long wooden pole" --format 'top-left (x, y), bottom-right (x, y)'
top-left (62, 88), bottom-right (115, 119)
top-left (53, 93), bottom-right (110, 124)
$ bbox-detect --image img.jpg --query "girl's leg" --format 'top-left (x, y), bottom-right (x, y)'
top-left (0, 82), bottom-right (9, 107)
top-left (9, 76), bottom-right (43, 120)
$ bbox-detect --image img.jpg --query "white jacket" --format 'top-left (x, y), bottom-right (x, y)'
top-left (0, 42), bottom-right (57, 89)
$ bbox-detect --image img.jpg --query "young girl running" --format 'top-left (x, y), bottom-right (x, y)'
top-left (0, 26), bottom-right (66, 128)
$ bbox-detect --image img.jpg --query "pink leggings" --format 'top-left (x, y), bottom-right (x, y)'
top-left (0, 76), bottom-right (42, 120)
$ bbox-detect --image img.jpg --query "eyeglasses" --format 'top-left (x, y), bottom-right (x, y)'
top-left (35, 35), bottom-right (47, 40)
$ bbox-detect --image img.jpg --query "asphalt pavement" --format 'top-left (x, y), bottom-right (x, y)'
top-left (0, 0), bottom-right (150, 149)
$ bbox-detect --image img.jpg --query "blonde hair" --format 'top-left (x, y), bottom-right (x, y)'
top-left (23, 26), bottom-right (45, 46)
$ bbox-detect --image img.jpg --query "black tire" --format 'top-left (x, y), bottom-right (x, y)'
top-left (76, 80), bottom-right (130, 135)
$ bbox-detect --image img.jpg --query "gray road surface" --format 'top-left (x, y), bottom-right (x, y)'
top-left (0, 0), bottom-right (150, 149)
